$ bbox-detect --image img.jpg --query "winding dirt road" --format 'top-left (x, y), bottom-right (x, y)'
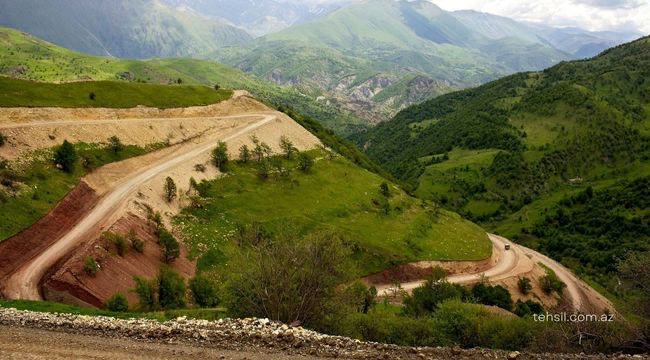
top-left (377, 234), bottom-right (615, 314)
top-left (3, 114), bottom-right (275, 300)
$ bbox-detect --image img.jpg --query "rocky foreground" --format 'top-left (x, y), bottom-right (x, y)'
top-left (0, 306), bottom-right (646, 360)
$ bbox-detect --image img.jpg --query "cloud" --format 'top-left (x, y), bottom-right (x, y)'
top-left (431, 0), bottom-right (650, 34)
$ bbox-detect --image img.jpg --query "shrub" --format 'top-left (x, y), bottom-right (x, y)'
top-left (471, 283), bottom-right (514, 311)
top-left (84, 256), bottom-right (99, 276)
top-left (514, 299), bottom-right (544, 317)
top-left (158, 227), bottom-right (180, 263)
top-left (104, 232), bottom-right (128, 257)
top-left (133, 275), bottom-right (157, 311)
top-left (0, 132), bottom-right (6, 147)
top-left (256, 159), bottom-right (271, 180)
top-left (403, 274), bottom-right (470, 317)
top-left (177, 78), bottom-right (183, 84)
top-left (238, 144), bottom-right (250, 164)
top-left (148, 211), bottom-right (163, 227)
top-left (105, 293), bottom-right (129, 312)
top-left (157, 266), bottom-right (186, 309)
top-left (517, 277), bottom-right (533, 295)
top-left (163, 176), bottom-right (177, 203)
top-left (214, 84), bottom-right (220, 91)
top-left (89, 92), bottom-right (96, 100)
top-left (540, 273), bottom-right (566, 295)
top-left (107, 136), bottom-right (123, 154)
top-left (190, 275), bottom-right (219, 308)
top-left (298, 152), bottom-right (314, 172)
top-left (212, 141), bottom-right (229, 172)
top-left (129, 228), bottom-right (144, 253)
top-left (194, 163), bottom-right (207, 172)
top-left (54, 140), bottom-right (77, 173)
top-left (380, 182), bottom-right (390, 197)
top-left (280, 136), bottom-right (297, 159)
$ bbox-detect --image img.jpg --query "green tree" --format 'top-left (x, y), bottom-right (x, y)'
top-left (238, 144), bottom-right (250, 164)
top-left (106, 293), bottom-right (129, 312)
top-left (540, 273), bottom-right (566, 295)
top-left (158, 227), bottom-right (180, 263)
top-left (163, 177), bottom-right (177, 203)
top-left (129, 228), bottom-right (144, 253)
top-left (84, 256), bottom-right (99, 276)
top-left (214, 84), bottom-right (221, 91)
top-left (280, 136), bottom-right (297, 159)
top-left (89, 92), bottom-right (96, 100)
top-left (212, 141), bottom-right (229, 172)
top-left (517, 277), bottom-right (533, 295)
top-left (157, 266), bottom-right (186, 309)
top-left (108, 136), bottom-right (123, 154)
top-left (298, 152), bottom-right (314, 173)
top-left (132, 275), bottom-right (157, 311)
top-left (380, 182), bottom-right (390, 197)
top-left (190, 275), bottom-right (219, 308)
top-left (177, 78), bottom-right (183, 84)
top-left (54, 140), bottom-right (77, 173)
top-left (102, 231), bottom-right (128, 257)
top-left (256, 159), bottom-right (271, 180)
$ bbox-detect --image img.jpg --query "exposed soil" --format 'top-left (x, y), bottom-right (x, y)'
top-left (0, 181), bottom-right (98, 296)
top-left (44, 213), bottom-right (195, 307)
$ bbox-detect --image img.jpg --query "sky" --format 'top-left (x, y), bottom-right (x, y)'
top-left (430, 0), bottom-right (650, 34)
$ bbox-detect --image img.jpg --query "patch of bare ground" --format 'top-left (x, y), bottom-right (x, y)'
top-left (0, 182), bottom-right (98, 296)
top-left (44, 213), bottom-right (195, 308)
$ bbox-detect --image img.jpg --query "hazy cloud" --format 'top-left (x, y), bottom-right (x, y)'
top-left (430, 0), bottom-right (650, 34)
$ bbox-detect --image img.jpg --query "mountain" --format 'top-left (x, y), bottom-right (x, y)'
top-left (357, 36), bottom-right (650, 283)
top-left (213, 0), bottom-right (571, 125)
top-left (0, 26), bottom-right (363, 132)
top-left (158, 0), bottom-right (351, 37)
top-left (0, 0), bottom-right (253, 59)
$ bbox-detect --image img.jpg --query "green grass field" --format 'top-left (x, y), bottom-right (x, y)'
top-left (0, 77), bottom-right (233, 108)
top-left (0, 142), bottom-right (166, 241)
top-left (176, 149), bottom-right (491, 276)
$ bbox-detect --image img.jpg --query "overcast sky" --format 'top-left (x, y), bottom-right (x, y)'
top-left (430, 0), bottom-right (649, 34)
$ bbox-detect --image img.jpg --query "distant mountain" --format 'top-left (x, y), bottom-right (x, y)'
top-left (158, 0), bottom-right (351, 36)
top-left (0, 0), bottom-right (253, 59)
top-left (212, 0), bottom-right (571, 124)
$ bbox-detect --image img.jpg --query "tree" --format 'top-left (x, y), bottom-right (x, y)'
top-left (618, 251), bottom-right (650, 315)
top-left (54, 140), bottom-right (77, 173)
top-left (190, 275), bottom-right (219, 308)
top-left (298, 152), bottom-right (314, 173)
top-left (540, 273), bottom-right (566, 295)
top-left (158, 227), bottom-right (180, 263)
top-left (89, 92), bottom-right (96, 101)
top-left (214, 84), bottom-right (221, 91)
top-left (212, 141), bottom-right (229, 172)
top-left (129, 228), bottom-right (144, 253)
top-left (84, 256), bottom-right (99, 276)
top-left (163, 177), bottom-right (177, 203)
top-left (0, 132), bottom-right (6, 147)
top-left (157, 266), bottom-right (186, 309)
top-left (380, 182), bottom-right (390, 197)
top-left (517, 277), bottom-right (533, 295)
top-left (102, 232), bottom-right (128, 257)
top-left (177, 78), bottom-right (183, 84)
top-left (108, 136), bottom-right (123, 154)
top-left (256, 159), bottom-right (271, 180)
top-left (226, 228), bottom-right (352, 326)
top-left (106, 293), bottom-right (129, 312)
top-left (238, 144), bottom-right (250, 164)
top-left (280, 136), bottom-right (297, 159)
top-left (132, 275), bottom-right (157, 311)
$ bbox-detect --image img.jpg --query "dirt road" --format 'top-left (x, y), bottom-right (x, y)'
top-left (377, 234), bottom-right (615, 314)
top-left (3, 114), bottom-right (275, 301)
top-left (0, 326), bottom-right (331, 360)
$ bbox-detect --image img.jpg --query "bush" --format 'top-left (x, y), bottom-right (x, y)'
top-left (514, 299), bottom-right (544, 317)
top-left (129, 228), bottom-right (144, 253)
top-left (157, 266), bottom-right (186, 310)
top-left (214, 84), bottom-right (220, 91)
top-left (212, 141), bottom-right (229, 172)
top-left (518, 277), bottom-right (533, 295)
top-left (380, 182), bottom-right (390, 197)
top-left (108, 136), bottom-right (123, 154)
top-left (471, 282), bottom-right (514, 311)
top-left (280, 136), bottom-right (297, 159)
top-left (0, 132), bottom-right (6, 147)
top-left (158, 227), bottom-right (180, 263)
top-left (256, 159), bottom-right (271, 180)
top-left (102, 231), bottom-right (128, 257)
top-left (238, 144), bottom-right (250, 164)
top-left (84, 256), bottom-right (99, 276)
top-left (298, 152), bottom-right (314, 172)
top-left (403, 274), bottom-right (470, 317)
top-left (540, 273), bottom-right (566, 295)
top-left (163, 176), bottom-right (177, 203)
top-left (54, 140), bottom-right (77, 173)
top-left (89, 92), bottom-right (96, 100)
top-left (105, 293), bottom-right (129, 312)
top-left (133, 275), bottom-right (157, 311)
top-left (190, 275), bottom-right (220, 308)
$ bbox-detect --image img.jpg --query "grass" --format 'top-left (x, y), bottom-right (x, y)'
top-left (176, 149), bottom-right (491, 276)
top-left (0, 77), bottom-right (233, 108)
top-left (0, 300), bottom-right (226, 322)
top-left (0, 141), bottom-right (166, 241)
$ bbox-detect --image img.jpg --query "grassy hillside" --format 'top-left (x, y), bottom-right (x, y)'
top-left (176, 148), bottom-right (491, 277)
top-left (0, 77), bottom-right (232, 108)
top-left (0, 0), bottom-right (252, 59)
top-left (0, 27), bottom-right (363, 134)
top-left (359, 36), bottom-right (650, 285)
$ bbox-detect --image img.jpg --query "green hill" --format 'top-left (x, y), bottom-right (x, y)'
top-left (358, 36), bottom-right (650, 285)
top-left (213, 0), bottom-right (570, 125)
top-left (0, 0), bottom-right (253, 59)
top-left (0, 27), bottom-right (363, 133)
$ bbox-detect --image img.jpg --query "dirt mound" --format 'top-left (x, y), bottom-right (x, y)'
top-left (0, 182), bottom-right (98, 296)
top-left (44, 213), bottom-right (195, 307)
